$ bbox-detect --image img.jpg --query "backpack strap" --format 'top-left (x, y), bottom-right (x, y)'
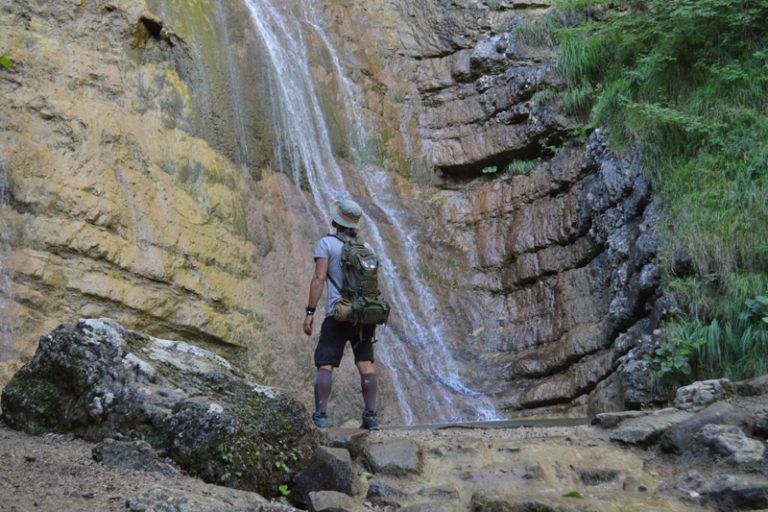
top-left (323, 233), bottom-right (346, 294)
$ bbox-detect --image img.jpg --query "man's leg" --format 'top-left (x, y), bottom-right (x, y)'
top-left (356, 360), bottom-right (380, 430)
top-left (314, 365), bottom-right (333, 414)
top-left (312, 317), bottom-right (344, 429)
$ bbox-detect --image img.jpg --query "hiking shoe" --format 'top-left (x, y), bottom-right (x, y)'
top-left (360, 410), bottom-right (380, 431)
top-left (312, 412), bottom-right (329, 429)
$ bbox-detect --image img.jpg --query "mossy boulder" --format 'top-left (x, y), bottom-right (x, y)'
top-left (0, 318), bottom-right (324, 498)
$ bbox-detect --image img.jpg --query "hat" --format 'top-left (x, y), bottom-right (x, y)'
top-left (330, 199), bottom-right (362, 229)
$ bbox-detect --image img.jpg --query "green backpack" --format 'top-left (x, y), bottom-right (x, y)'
top-left (327, 234), bottom-right (390, 327)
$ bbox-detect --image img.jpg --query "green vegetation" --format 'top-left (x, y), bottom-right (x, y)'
top-left (0, 54), bottom-right (12, 68)
top-left (516, 0), bottom-right (768, 381)
top-left (644, 333), bottom-right (706, 387)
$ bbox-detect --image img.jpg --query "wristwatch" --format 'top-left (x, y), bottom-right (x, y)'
top-left (305, 306), bottom-right (316, 315)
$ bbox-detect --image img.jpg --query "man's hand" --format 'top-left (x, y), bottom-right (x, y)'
top-left (304, 258), bottom-right (328, 336)
top-left (303, 314), bottom-right (314, 336)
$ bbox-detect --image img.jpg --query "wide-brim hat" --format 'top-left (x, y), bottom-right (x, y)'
top-left (330, 199), bottom-right (362, 229)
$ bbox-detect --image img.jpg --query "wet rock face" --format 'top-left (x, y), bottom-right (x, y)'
top-left (332, 0), bottom-right (663, 413)
top-left (0, 319), bottom-right (324, 498)
top-left (413, 130), bottom-right (662, 414)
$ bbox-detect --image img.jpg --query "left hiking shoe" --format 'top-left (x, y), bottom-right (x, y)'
top-left (312, 412), bottom-right (329, 429)
top-left (360, 410), bottom-right (380, 431)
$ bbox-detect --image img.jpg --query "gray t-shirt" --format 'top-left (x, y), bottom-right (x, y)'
top-left (314, 235), bottom-right (345, 317)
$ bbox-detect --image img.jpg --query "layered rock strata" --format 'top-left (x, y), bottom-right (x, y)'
top-left (1, 0), bottom-right (667, 421)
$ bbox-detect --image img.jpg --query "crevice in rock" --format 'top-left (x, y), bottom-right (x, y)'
top-left (437, 136), bottom-right (558, 179)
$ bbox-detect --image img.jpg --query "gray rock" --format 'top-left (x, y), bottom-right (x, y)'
top-left (610, 409), bottom-right (694, 446)
top-left (307, 490), bottom-right (364, 512)
top-left (366, 480), bottom-right (409, 507)
top-left (689, 424), bottom-right (766, 464)
top-left (592, 410), bottom-right (648, 429)
top-left (363, 438), bottom-right (423, 476)
top-left (293, 447), bottom-right (359, 508)
top-left (0, 319), bottom-right (323, 498)
top-left (674, 379), bottom-right (734, 410)
top-left (733, 375), bottom-right (768, 396)
top-left (92, 438), bottom-right (179, 477)
top-left (660, 401), bottom-right (750, 454)
top-left (327, 428), bottom-right (370, 459)
top-left (703, 474), bottom-right (768, 511)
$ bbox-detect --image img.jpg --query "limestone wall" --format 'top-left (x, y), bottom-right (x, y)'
top-left (0, 0), bottom-right (663, 421)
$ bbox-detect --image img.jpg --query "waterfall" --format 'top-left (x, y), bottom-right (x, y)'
top-left (0, 151), bottom-right (16, 362)
top-left (242, 0), bottom-right (498, 423)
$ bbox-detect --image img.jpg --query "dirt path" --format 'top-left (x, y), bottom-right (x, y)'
top-left (0, 416), bottom-right (691, 512)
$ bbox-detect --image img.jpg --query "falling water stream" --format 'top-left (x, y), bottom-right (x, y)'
top-left (242, 0), bottom-right (497, 424)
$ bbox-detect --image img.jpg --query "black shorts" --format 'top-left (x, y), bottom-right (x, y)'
top-left (314, 316), bottom-right (375, 367)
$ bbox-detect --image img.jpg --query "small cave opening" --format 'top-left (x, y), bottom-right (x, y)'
top-left (132, 16), bottom-right (165, 49)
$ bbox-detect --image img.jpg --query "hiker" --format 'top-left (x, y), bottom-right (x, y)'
top-left (303, 199), bottom-right (380, 430)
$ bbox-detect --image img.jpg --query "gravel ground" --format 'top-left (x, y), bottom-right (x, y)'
top-left (0, 418), bottom-right (299, 512)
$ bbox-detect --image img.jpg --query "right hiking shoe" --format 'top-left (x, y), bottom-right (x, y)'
top-left (312, 412), bottom-right (329, 429)
top-left (360, 410), bottom-right (380, 431)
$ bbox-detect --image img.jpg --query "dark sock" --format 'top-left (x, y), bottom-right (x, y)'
top-left (314, 368), bottom-right (332, 414)
top-left (361, 372), bottom-right (378, 412)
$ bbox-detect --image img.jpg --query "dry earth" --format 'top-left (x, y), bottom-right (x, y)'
top-left (0, 416), bottom-right (297, 512)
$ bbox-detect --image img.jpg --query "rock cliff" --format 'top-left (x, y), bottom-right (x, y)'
top-left (1, 0), bottom-right (665, 422)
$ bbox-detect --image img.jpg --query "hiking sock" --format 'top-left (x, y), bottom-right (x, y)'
top-left (360, 372), bottom-right (378, 413)
top-left (314, 368), bottom-right (333, 414)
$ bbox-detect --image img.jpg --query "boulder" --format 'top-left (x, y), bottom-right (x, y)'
top-left (610, 409), bottom-right (694, 446)
top-left (674, 379), bottom-right (734, 410)
top-left (292, 446), bottom-right (359, 507)
top-left (362, 438), bottom-right (424, 476)
top-left (366, 480), bottom-right (409, 507)
top-left (660, 401), bottom-right (750, 454)
top-left (688, 424), bottom-right (766, 464)
top-left (0, 319), bottom-right (323, 497)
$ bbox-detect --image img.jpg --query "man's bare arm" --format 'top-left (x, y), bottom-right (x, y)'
top-left (303, 258), bottom-right (328, 336)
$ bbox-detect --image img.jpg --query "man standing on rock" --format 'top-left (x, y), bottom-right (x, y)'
top-left (303, 199), bottom-right (380, 431)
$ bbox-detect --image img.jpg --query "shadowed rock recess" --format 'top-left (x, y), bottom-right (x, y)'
top-left (0, 0), bottom-right (669, 421)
